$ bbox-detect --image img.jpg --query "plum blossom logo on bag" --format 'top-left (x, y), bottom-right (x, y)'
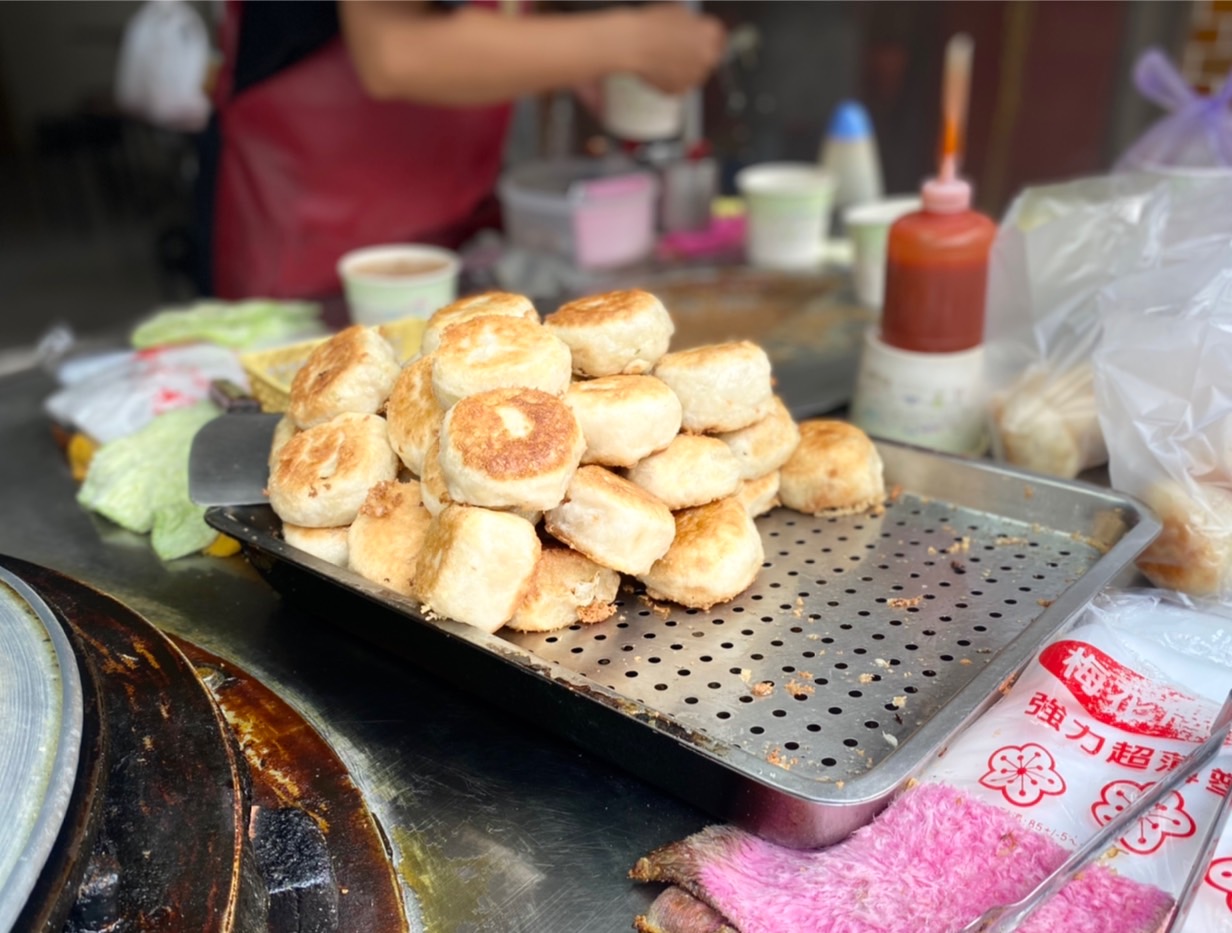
top-left (1091, 780), bottom-right (1196, 855)
top-left (979, 743), bottom-right (1067, 807)
top-left (1207, 857), bottom-right (1232, 913)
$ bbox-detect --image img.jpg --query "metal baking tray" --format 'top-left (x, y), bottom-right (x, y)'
top-left (206, 443), bottom-right (1159, 849)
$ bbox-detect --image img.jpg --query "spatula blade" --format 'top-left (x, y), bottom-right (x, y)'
top-left (189, 413), bottom-right (282, 507)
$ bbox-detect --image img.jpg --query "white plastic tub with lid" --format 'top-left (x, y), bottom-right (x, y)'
top-left (498, 159), bottom-right (659, 270)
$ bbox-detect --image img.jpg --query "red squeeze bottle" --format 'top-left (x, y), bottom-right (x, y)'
top-left (879, 176), bottom-right (996, 353)
top-left (880, 31), bottom-right (996, 354)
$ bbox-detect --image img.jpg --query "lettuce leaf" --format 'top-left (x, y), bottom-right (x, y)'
top-left (131, 299), bottom-right (324, 350)
top-left (77, 402), bottom-right (221, 560)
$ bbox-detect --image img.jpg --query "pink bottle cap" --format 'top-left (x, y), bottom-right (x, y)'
top-left (921, 175), bottom-right (971, 214)
top-left (921, 153), bottom-right (971, 213)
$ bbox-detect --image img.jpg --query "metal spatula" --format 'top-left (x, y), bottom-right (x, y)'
top-left (960, 688), bottom-right (1232, 933)
top-left (188, 382), bottom-right (282, 507)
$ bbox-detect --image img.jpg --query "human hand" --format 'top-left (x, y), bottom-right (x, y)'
top-left (623, 3), bottom-right (725, 95)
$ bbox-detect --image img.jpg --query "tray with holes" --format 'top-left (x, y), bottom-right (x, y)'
top-left (206, 441), bottom-right (1159, 849)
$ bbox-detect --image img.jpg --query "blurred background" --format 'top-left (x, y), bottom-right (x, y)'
top-left (0, 0), bottom-right (1216, 360)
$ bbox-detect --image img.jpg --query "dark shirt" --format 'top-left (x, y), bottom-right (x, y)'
top-left (232, 0), bottom-right (341, 97)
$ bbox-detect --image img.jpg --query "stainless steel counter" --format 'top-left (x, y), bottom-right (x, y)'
top-left (0, 366), bottom-right (710, 932)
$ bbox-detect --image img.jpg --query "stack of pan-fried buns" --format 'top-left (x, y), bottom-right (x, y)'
top-left (267, 290), bottom-right (887, 635)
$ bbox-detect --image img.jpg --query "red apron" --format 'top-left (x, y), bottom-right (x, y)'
top-left (212, 0), bottom-right (511, 300)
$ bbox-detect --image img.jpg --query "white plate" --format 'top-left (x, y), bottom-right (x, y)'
top-left (0, 569), bottom-right (83, 931)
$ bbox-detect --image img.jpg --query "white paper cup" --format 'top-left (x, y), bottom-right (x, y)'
top-left (602, 73), bottom-right (684, 142)
top-left (338, 244), bottom-right (461, 325)
top-left (849, 328), bottom-right (989, 457)
top-left (844, 196), bottom-right (922, 309)
top-left (736, 163), bottom-right (836, 270)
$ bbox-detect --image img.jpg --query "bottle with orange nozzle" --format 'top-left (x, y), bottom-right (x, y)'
top-left (850, 33), bottom-right (996, 456)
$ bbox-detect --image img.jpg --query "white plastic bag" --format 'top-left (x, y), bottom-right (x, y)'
top-left (45, 343), bottom-right (247, 443)
top-left (115, 0), bottom-right (212, 132)
top-left (984, 173), bottom-right (1168, 478)
top-left (1093, 244), bottom-right (1232, 600)
top-left (922, 589), bottom-right (1232, 931)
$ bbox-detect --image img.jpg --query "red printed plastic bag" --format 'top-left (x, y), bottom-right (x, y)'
top-left (921, 590), bottom-right (1232, 930)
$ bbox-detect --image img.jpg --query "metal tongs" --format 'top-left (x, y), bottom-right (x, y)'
top-left (959, 688), bottom-right (1232, 933)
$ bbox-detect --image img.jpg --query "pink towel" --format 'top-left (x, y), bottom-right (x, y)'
top-left (631, 783), bottom-right (1173, 933)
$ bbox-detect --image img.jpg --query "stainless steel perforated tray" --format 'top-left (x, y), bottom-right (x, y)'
top-left (207, 442), bottom-right (1158, 849)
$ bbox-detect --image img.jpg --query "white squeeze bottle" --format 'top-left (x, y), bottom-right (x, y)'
top-left (820, 100), bottom-right (884, 221)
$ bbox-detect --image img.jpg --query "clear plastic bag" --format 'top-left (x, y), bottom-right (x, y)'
top-left (1117, 49), bottom-right (1232, 172)
top-left (984, 173), bottom-right (1169, 478)
top-left (985, 170), bottom-right (1232, 480)
top-left (1093, 243), bottom-right (1232, 600)
top-left (922, 588), bottom-right (1232, 931)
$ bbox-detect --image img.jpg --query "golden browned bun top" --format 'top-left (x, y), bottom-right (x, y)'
top-left (422, 292), bottom-right (539, 353)
top-left (445, 388), bottom-right (583, 481)
top-left (428, 291), bottom-right (537, 326)
top-left (290, 326), bottom-right (379, 405)
top-left (778, 419), bottom-right (885, 517)
top-left (273, 412), bottom-right (382, 488)
top-left (567, 373), bottom-right (673, 401)
top-left (548, 289), bottom-right (668, 328)
top-left (670, 496), bottom-right (750, 551)
top-left (435, 313), bottom-right (543, 352)
top-left (783, 419), bottom-right (881, 489)
top-left (358, 478), bottom-right (423, 520)
top-left (656, 339), bottom-right (766, 369)
top-left (794, 419), bottom-right (873, 452)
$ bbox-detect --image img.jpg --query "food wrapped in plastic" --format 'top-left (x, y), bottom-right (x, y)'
top-left (989, 362), bottom-right (1105, 479)
top-left (986, 169), bottom-right (1232, 479)
top-left (1138, 481), bottom-right (1232, 598)
top-left (1093, 244), bottom-right (1232, 599)
top-left (983, 174), bottom-right (1167, 478)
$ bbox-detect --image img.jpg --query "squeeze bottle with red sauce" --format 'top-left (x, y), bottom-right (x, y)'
top-left (880, 174), bottom-right (996, 353)
top-left (850, 34), bottom-right (995, 456)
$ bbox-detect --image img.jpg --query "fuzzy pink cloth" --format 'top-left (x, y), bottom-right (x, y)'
top-left (631, 783), bottom-right (1173, 933)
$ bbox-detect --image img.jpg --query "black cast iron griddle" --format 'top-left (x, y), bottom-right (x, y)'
top-left (0, 556), bottom-right (409, 932)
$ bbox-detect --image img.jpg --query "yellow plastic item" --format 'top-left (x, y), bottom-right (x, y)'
top-left (67, 432), bottom-right (99, 482)
top-left (203, 534), bottom-right (242, 558)
top-left (240, 317), bottom-right (427, 413)
top-left (712, 196), bottom-right (746, 219)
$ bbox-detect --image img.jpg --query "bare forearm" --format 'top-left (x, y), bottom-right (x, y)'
top-left (341, 2), bottom-right (640, 106)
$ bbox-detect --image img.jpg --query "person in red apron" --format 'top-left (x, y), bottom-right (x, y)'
top-left (201, 0), bottom-right (723, 301)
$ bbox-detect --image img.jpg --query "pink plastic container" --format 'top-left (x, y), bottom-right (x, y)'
top-left (498, 159), bottom-right (658, 270)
